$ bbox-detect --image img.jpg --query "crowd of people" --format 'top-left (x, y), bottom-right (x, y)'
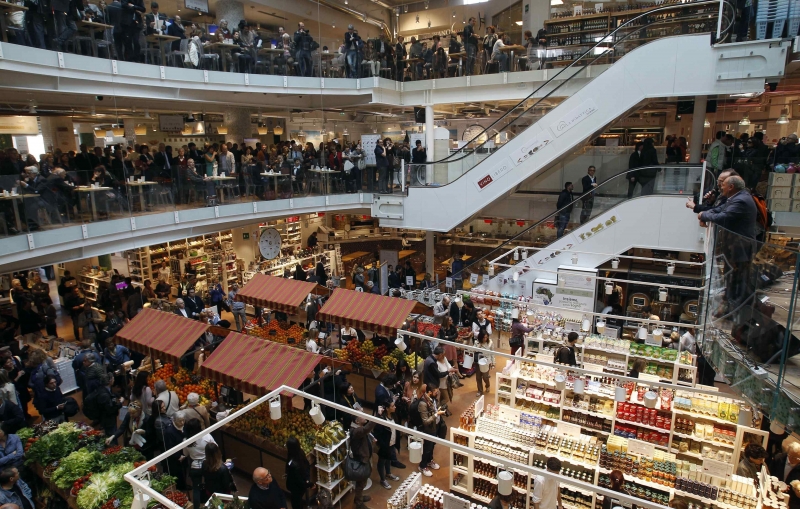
top-left (6, 0), bottom-right (553, 81)
top-left (0, 137), bottom-right (423, 233)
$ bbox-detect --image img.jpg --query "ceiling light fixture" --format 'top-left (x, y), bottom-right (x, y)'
top-left (217, 126), bottom-right (229, 135)
top-left (112, 126), bottom-right (125, 136)
top-left (273, 125), bottom-right (284, 135)
top-left (452, 10), bottom-right (456, 17)
top-left (704, 119), bottom-right (710, 128)
top-left (404, 4), bottom-right (408, 12)
top-left (515, 20), bottom-right (523, 26)
top-left (424, 0), bottom-right (428, 8)
top-left (192, 121), bottom-right (205, 134)
top-left (134, 124), bottom-right (147, 136)
top-left (144, 109), bottom-right (151, 119)
top-left (343, 127), bottom-right (349, 135)
top-left (777, 110), bottom-right (790, 124)
top-left (28, 103), bottom-right (36, 114)
top-left (91, 106), bottom-right (97, 116)
top-left (427, 19), bottom-right (431, 28)
top-left (739, 114), bottom-right (751, 126)
top-left (416, 14), bottom-right (419, 23)
top-left (257, 124), bottom-right (268, 135)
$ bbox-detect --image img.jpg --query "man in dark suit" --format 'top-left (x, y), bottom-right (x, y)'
top-left (153, 143), bottom-right (172, 178)
top-left (52, 0), bottom-right (81, 51)
top-left (555, 181), bottom-right (574, 238)
top-left (173, 298), bottom-right (191, 319)
top-left (184, 287), bottom-right (205, 319)
top-left (120, 0), bottom-right (145, 61)
top-left (580, 165), bottom-right (597, 225)
top-left (166, 14), bottom-right (185, 50)
top-left (770, 441), bottom-right (800, 484)
top-left (627, 141), bottom-right (643, 198)
top-left (144, 1), bottom-right (166, 34)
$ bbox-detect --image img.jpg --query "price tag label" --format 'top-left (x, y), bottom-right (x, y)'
top-left (583, 362), bottom-right (605, 373)
top-left (535, 354), bottom-right (554, 364)
top-left (627, 438), bottom-right (655, 458)
top-left (406, 276), bottom-right (414, 287)
top-left (482, 275), bottom-right (490, 284)
top-left (355, 286), bottom-right (364, 292)
top-left (470, 273), bottom-right (479, 284)
top-left (595, 3), bottom-right (603, 12)
top-left (443, 493), bottom-right (470, 509)
top-left (498, 406), bottom-right (521, 425)
top-left (519, 281), bottom-right (526, 289)
top-left (637, 373), bottom-right (662, 383)
top-left (446, 277), bottom-right (453, 288)
top-left (644, 333), bottom-right (662, 347)
top-left (556, 421), bottom-right (582, 437)
top-left (573, 4), bottom-right (582, 15)
top-left (702, 458), bottom-right (733, 480)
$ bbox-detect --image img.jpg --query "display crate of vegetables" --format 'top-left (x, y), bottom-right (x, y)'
top-left (76, 462), bottom-right (135, 509)
top-left (149, 363), bottom-right (216, 405)
top-left (24, 422), bottom-right (82, 467)
top-left (227, 405), bottom-right (318, 454)
top-left (51, 448), bottom-right (103, 490)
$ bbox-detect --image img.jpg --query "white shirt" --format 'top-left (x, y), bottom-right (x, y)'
top-left (177, 308), bottom-right (189, 318)
top-left (538, 476), bottom-right (559, 509)
top-left (680, 331), bottom-right (696, 354)
top-left (156, 390), bottom-right (180, 417)
top-left (341, 327), bottom-right (357, 338)
top-left (436, 358), bottom-right (451, 389)
top-left (158, 266), bottom-right (171, 281)
top-left (530, 475), bottom-right (545, 504)
top-left (306, 339), bottom-right (319, 354)
top-left (183, 433), bottom-right (216, 469)
top-left (492, 39), bottom-right (505, 58)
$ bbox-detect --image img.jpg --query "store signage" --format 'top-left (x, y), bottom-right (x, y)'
top-left (583, 362), bottom-right (605, 373)
top-left (0, 116), bottom-right (38, 135)
top-left (406, 276), bottom-right (414, 287)
top-left (702, 458), bottom-right (732, 480)
top-left (159, 115), bottom-right (185, 132)
top-left (573, 5), bottom-right (582, 15)
top-left (627, 438), bottom-right (655, 458)
top-left (549, 99), bottom-right (598, 138)
top-left (574, 214), bottom-right (620, 244)
top-left (510, 132), bottom-right (552, 166)
top-left (616, 116), bottom-right (665, 127)
top-left (556, 421), bottom-right (582, 437)
top-left (482, 275), bottom-right (491, 284)
top-left (443, 493), bottom-right (470, 509)
top-left (535, 354), bottom-right (554, 364)
top-left (445, 277), bottom-right (453, 288)
top-left (473, 156), bottom-right (516, 192)
top-left (469, 274), bottom-right (479, 284)
top-left (644, 333), bottom-right (662, 347)
top-left (498, 406), bottom-right (521, 424)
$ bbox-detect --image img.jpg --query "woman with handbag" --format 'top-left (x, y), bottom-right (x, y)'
top-left (337, 382), bottom-right (363, 431)
top-left (509, 314), bottom-right (535, 357)
top-left (203, 442), bottom-right (236, 503)
top-left (473, 330), bottom-right (495, 396)
top-left (285, 436), bottom-right (312, 509)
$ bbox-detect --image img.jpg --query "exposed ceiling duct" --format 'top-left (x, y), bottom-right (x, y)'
top-left (313, 0), bottom-right (391, 39)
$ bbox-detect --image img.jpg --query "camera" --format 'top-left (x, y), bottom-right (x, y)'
top-left (95, 96), bottom-right (104, 101)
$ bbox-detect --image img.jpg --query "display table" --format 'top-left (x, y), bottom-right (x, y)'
top-left (33, 463), bottom-right (79, 509)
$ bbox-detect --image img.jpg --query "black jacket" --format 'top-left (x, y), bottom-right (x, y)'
top-left (166, 21), bottom-right (185, 50)
top-left (770, 453), bottom-right (800, 484)
top-left (185, 295), bottom-right (206, 318)
top-left (699, 190), bottom-right (757, 240)
top-left (556, 345), bottom-right (577, 366)
top-left (556, 189), bottom-right (574, 214)
top-left (144, 11), bottom-right (167, 34)
top-left (93, 386), bottom-right (122, 427)
top-left (628, 150), bottom-right (642, 170)
top-left (0, 401), bottom-right (25, 434)
top-left (119, 0), bottom-right (145, 27)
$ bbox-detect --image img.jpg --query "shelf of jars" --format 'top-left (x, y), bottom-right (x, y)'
top-left (444, 361), bottom-right (771, 509)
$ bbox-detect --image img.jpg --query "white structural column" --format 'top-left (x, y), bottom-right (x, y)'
top-left (40, 116), bottom-right (76, 154)
top-left (216, 0), bottom-right (245, 28)
top-left (425, 104), bottom-right (434, 184)
top-left (223, 108), bottom-right (252, 144)
top-left (426, 230), bottom-right (434, 278)
top-left (689, 95), bottom-right (707, 164)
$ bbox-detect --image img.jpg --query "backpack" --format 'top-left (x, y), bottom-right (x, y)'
top-left (752, 192), bottom-right (772, 230)
top-left (408, 398), bottom-right (423, 429)
top-left (82, 389), bottom-right (102, 421)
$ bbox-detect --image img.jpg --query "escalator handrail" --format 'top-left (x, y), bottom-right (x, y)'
top-left (409, 0), bottom-right (733, 178)
top-left (427, 165), bottom-right (712, 292)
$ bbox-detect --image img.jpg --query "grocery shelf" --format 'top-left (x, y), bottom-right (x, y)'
top-left (316, 476), bottom-right (345, 490)
top-left (563, 407), bottom-right (613, 420)
top-left (315, 458), bottom-right (344, 473)
top-left (330, 482), bottom-right (353, 505)
top-left (599, 467), bottom-right (672, 493)
top-left (673, 410), bottom-right (737, 426)
top-left (450, 484), bottom-right (469, 495)
top-left (315, 436), bottom-right (348, 455)
top-left (615, 418), bottom-right (669, 433)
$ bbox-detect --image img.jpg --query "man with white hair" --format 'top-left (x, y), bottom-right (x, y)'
top-left (181, 392), bottom-right (210, 429)
top-left (154, 379), bottom-right (180, 417)
top-left (173, 298), bottom-right (189, 318)
top-left (163, 409), bottom-right (187, 490)
top-left (770, 441), bottom-right (800, 484)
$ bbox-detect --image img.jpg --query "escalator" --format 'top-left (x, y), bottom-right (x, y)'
top-left (420, 165), bottom-right (709, 297)
top-left (372, 0), bottom-right (787, 231)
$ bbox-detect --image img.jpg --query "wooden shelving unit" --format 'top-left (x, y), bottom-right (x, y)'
top-left (543, 1), bottom-right (719, 67)
top-left (77, 271), bottom-right (111, 306)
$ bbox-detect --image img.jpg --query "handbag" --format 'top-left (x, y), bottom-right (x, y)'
top-left (343, 160), bottom-right (354, 174)
top-left (357, 158), bottom-right (366, 170)
top-left (344, 454), bottom-right (371, 482)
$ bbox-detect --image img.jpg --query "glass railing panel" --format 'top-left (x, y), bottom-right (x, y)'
top-left (397, 0), bottom-right (732, 192)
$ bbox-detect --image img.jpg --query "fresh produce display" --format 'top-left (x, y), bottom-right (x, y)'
top-left (149, 364), bottom-right (215, 405)
top-left (379, 349), bottom-right (425, 372)
top-left (76, 463), bottom-right (135, 509)
top-left (24, 422), bottom-right (81, 466)
top-left (229, 405), bottom-right (319, 453)
top-left (248, 321), bottom-right (308, 346)
top-left (207, 492), bottom-right (248, 509)
top-left (99, 447), bottom-right (145, 469)
top-left (149, 473), bottom-right (178, 493)
top-left (51, 448), bottom-right (103, 489)
top-left (70, 474), bottom-right (92, 497)
top-left (314, 421), bottom-right (346, 449)
top-left (415, 323), bottom-right (441, 337)
top-left (16, 428), bottom-right (33, 443)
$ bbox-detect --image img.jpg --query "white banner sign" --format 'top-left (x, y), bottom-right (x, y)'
top-left (702, 458), bottom-right (733, 480)
top-left (550, 99), bottom-right (598, 138)
top-left (0, 116), bottom-right (38, 135)
top-left (469, 273), bottom-right (479, 284)
top-left (556, 421), bottom-right (582, 437)
top-left (159, 115), bottom-right (185, 132)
